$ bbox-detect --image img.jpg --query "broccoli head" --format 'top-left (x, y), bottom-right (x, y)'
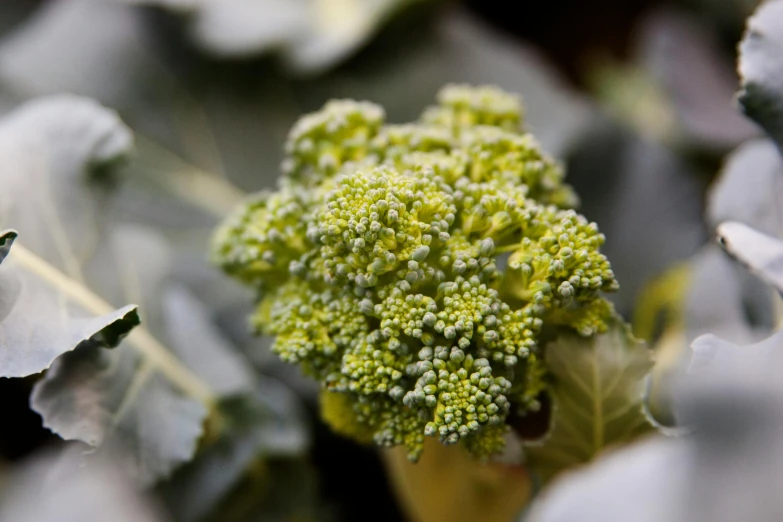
top-left (214, 84), bottom-right (619, 461)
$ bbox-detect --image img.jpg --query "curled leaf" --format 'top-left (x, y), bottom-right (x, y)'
top-left (0, 94), bottom-right (133, 271)
top-left (0, 236), bottom-right (140, 378)
top-left (717, 221), bottom-right (783, 293)
top-left (27, 227), bottom-right (219, 484)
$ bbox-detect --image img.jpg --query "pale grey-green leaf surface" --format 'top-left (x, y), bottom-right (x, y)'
top-left (698, 137), bottom-right (782, 339)
top-left (644, 243), bottom-right (766, 428)
top-left (717, 220), bottom-right (783, 293)
top-left (0, 96), bottom-right (142, 378)
top-left (676, 330), bottom-right (783, 522)
top-left (0, 235), bottom-right (140, 377)
top-left (643, 138), bottom-right (783, 426)
top-left (0, 0), bottom-right (194, 172)
top-left (525, 325), bottom-right (655, 482)
top-left (31, 346), bottom-right (207, 483)
top-left (638, 8), bottom-right (757, 150)
top-left (28, 224), bottom-right (274, 484)
top-left (526, 437), bottom-right (690, 522)
top-left (28, 225), bottom-right (239, 479)
top-left (0, 96), bottom-right (143, 380)
top-left (707, 138), bottom-right (783, 235)
top-left (161, 378), bottom-right (310, 521)
top-left (0, 94), bottom-right (132, 272)
top-left (30, 226), bottom-right (210, 484)
top-left (0, 1), bottom-right (590, 194)
top-left (0, 449), bottom-right (168, 522)
top-left (0, 9), bottom-right (308, 489)
top-left (684, 245), bottom-right (764, 344)
top-left (123, 0), bottom-right (425, 74)
top-left (677, 137), bottom-right (783, 343)
top-left (162, 283), bottom-right (255, 397)
top-left (738, 0), bottom-right (783, 150)
top-left (277, 0), bottom-right (427, 74)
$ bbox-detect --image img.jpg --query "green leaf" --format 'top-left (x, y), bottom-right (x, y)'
top-left (717, 220), bottom-right (783, 293)
top-left (527, 328), bottom-right (783, 522)
top-left (0, 233), bottom-right (141, 378)
top-left (525, 325), bottom-right (655, 483)
top-left (738, 0), bottom-right (783, 150)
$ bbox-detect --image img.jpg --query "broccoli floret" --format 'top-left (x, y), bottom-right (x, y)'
top-left (282, 99), bottom-right (385, 187)
top-left (213, 84), bottom-right (619, 461)
top-left (212, 190), bottom-right (308, 288)
top-left (421, 84), bottom-right (524, 133)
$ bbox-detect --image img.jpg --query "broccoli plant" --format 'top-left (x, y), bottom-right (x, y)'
top-left (213, 84), bottom-right (625, 461)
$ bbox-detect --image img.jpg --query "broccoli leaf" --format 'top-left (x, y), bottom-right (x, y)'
top-left (121, 0), bottom-right (425, 74)
top-left (0, 233), bottom-right (140, 378)
top-left (28, 226), bottom-right (219, 484)
top-left (0, 95), bottom-right (220, 483)
top-left (636, 137), bottom-right (783, 427)
top-left (526, 328), bottom-right (783, 522)
top-left (0, 228), bottom-right (15, 262)
top-left (717, 221), bottom-right (783, 294)
top-left (161, 283), bottom-right (255, 397)
top-left (695, 138), bottom-right (782, 341)
top-left (26, 226), bottom-right (211, 483)
top-left (738, 0), bottom-right (783, 150)
top-left (0, 94), bottom-right (133, 270)
top-left (525, 437), bottom-right (688, 522)
top-left (29, 225), bottom-right (292, 486)
top-left (0, 448), bottom-right (167, 522)
top-left (161, 379), bottom-right (310, 521)
top-left (0, 84), bottom-right (306, 490)
top-left (707, 138), bottom-right (783, 235)
top-left (0, 94), bottom-right (143, 378)
top-left (525, 325), bottom-right (655, 482)
top-left (31, 345), bottom-right (208, 483)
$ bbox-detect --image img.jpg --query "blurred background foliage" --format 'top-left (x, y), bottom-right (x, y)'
top-left (0, 0), bottom-right (768, 521)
